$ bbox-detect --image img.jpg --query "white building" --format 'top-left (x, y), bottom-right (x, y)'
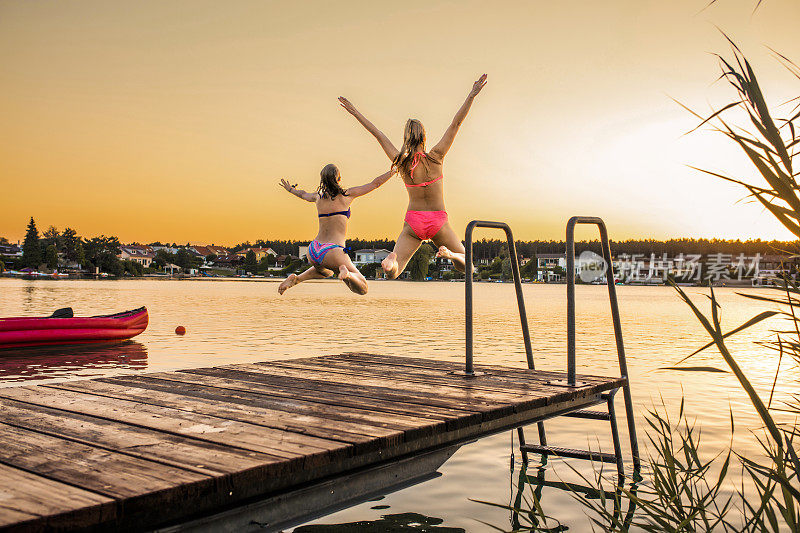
top-left (536, 253), bottom-right (566, 282)
top-left (354, 249), bottom-right (390, 266)
top-left (298, 245), bottom-right (309, 262)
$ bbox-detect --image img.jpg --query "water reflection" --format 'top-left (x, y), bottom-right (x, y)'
top-left (0, 341), bottom-right (148, 383)
top-left (506, 455), bottom-right (637, 532)
top-left (293, 512), bottom-right (465, 532)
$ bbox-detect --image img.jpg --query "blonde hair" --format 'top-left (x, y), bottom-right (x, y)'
top-left (391, 119), bottom-right (427, 179)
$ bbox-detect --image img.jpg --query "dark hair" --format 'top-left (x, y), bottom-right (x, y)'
top-left (392, 119), bottom-right (428, 179)
top-left (316, 163), bottom-right (347, 199)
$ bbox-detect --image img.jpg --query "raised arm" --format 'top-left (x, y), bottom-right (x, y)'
top-left (430, 74), bottom-right (487, 160)
top-left (338, 97), bottom-right (400, 160)
top-left (345, 170), bottom-right (395, 198)
top-left (280, 179), bottom-right (318, 202)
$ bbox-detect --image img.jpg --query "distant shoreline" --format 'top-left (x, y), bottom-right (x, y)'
top-left (0, 275), bottom-right (762, 287)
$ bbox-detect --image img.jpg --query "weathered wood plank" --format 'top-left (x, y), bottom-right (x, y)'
top-left (0, 397), bottom-right (279, 476)
top-left (0, 463), bottom-right (114, 531)
top-left (232, 360), bottom-right (619, 412)
top-left (0, 386), bottom-right (344, 464)
top-left (199, 363), bottom-right (510, 413)
top-left (172, 368), bottom-right (479, 424)
top-left (45, 379), bottom-right (404, 450)
top-left (335, 353), bottom-right (617, 384)
top-left (95, 374), bottom-right (445, 443)
top-left (0, 422), bottom-right (207, 500)
top-left (229, 362), bottom-right (535, 405)
top-left (273, 356), bottom-right (621, 393)
top-left (262, 359), bottom-right (589, 396)
top-left (332, 352), bottom-right (618, 383)
top-left (100, 373), bottom-right (446, 436)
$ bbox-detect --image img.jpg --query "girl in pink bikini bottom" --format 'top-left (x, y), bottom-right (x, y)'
top-left (404, 210), bottom-right (448, 241)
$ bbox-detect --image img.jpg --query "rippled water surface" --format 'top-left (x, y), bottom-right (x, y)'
top-left (0, 278), bottom-right (796, 531)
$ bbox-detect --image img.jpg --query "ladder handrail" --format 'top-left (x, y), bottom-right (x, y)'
top-left (566, 215), bottom-right (640, 470)
top-left (464, 220), bottom-right (533, 375)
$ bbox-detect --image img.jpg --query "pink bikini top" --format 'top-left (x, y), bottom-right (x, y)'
top-left (405, 151), bottom-right (443, 188)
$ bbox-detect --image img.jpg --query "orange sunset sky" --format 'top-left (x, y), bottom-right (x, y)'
top-left (1, 0), bottom-right (799, 245)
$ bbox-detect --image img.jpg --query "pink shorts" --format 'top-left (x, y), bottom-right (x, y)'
top-left (405, 210), bottom-right (448, 240)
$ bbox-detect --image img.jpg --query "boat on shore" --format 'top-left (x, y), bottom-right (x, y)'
top-left (0, 307), bottom-right (148, 350)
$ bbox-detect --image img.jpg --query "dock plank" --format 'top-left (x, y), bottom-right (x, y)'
top-left (0, 385), bottom-right (344, 463)
top-left (274, 355), bottom-right (619, 392)
top-left (47, 379), bottom-right (405, 448)
top-left (200, 363), bottom-right (507, 412)
top-left (335, 353), bottom-right (616, 383)
top-left (0, 421), bottom-right (223, 528)
top-left (230, 362), bottom-right (534, 404)
top-left (259, 359), bottom-right (588, 396)
top-left (173, 368), bottom-right (478, 423)
top-left (0, 353), bottom-right (627, 532)
top-left (100, 373), bottom-right (446, 438)
top-left (0, 463), bottom-right (114, 531)
top-left (0, 397), bottom-right (279, 476)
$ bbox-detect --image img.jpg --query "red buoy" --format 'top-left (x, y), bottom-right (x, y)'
top-left (175, 326), bottom-right (186, 335)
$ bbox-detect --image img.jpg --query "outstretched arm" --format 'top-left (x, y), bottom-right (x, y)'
top-left (338, 97), bottom-right (400, 160)
top-left (430, 74), bottom-right (487, 160)
top-left (346, 170), bottom-right (395, 198)
top-left (280, 179), bottom-right (318, 202)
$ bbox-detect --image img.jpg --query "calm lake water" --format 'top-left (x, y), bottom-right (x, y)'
top-left (0, 278), bottom-right (796, 531)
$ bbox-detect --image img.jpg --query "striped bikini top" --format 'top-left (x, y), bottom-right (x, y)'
top-left (405, 152), bottom-right (443, 188)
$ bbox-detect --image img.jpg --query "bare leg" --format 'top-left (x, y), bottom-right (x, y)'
top-left (322, 249), bottom-right (369, 295)
top-left (381, 223), bottom-right (423, 279)
top-left (278, 266), bottom-right (332, 295)
top-left (432, 221), bottom-right (467, 272)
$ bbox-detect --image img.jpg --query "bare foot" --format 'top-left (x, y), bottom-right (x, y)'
top-left (436, 246), bottom-right (454, 260)
top-left (278, 274), bottom-right (297, 295)
top-left (340, 265), bottom-right (368, 295)
top-left (381, 252), bottom-right (397, 278)
top-left (338, 265), bottom-right (351, 282)
top-left (339, 265), bottom-right (356, 291)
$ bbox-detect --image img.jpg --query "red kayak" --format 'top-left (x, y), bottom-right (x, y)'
top-left (0, 307), bottom-right (149, 350)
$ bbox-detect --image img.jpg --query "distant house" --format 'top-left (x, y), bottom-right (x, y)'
top-left (298, 245), bottom-right (309, 262)
top-left (354, 249), bottom-right (390, 266)
top-left (274, 255), bottom-right (298, 268)
top-left (435, 256), bottom-right (453, 271)
top-left (536, 253), bottom-right (565, 270)
top-left (235, 247), bottom-right (277, 262)
top-left (536, 253), bottom-right (566, 282)
top-left (213, 254), bottom-right (243, 267)
top-left (760, 254), bottom-right (795, 273)
top-left (151, 245), bottom-right (181, 254)
top-left (118, 245), bottom-right (155, 268)
top-left (189, 245), bottom-right (231, 263)
top-left (207, 245), bottom-right (230, 257)
top-left (0, 244), bottom-right (22, 258)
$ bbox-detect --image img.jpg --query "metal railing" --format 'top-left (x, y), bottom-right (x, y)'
top-left (565, 216), bottom-right (640, 470)
top-left (464, 220), bottom-right (533, 375)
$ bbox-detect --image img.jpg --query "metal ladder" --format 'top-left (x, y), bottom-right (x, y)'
top-left (461, 217), bottom-right (640, 476)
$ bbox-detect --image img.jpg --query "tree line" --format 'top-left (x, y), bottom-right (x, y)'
top-left (226, 237), bottom-right (800, 261)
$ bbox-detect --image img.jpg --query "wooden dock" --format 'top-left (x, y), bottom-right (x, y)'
top-left (0, 353), bottom-right (625, 532)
